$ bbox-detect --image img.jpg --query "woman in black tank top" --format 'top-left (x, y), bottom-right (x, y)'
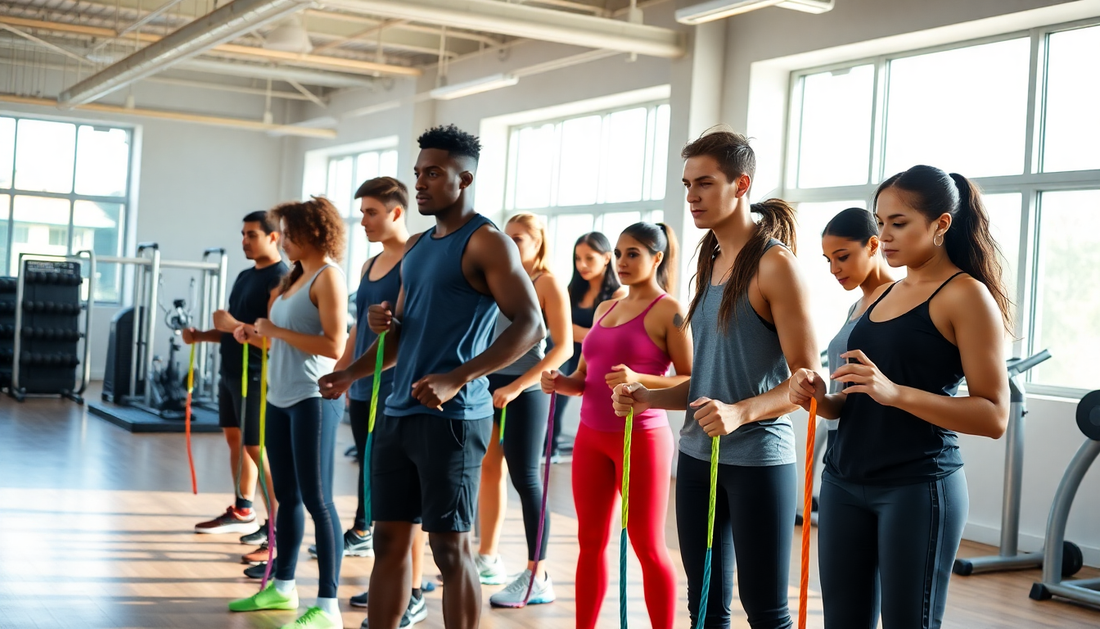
top-left (790, 165), bottom-right (1012, 629)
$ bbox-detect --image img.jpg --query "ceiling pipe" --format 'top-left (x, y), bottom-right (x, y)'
top-left (58, 0), bottom-right (313, 106)
top-left (318, 0), bottom-right (685, 58)
top-left (58, 0), bottom-right (314, 107)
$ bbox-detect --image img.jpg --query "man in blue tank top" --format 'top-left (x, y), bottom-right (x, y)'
top-left (319, 125), bottom-right (544, 629)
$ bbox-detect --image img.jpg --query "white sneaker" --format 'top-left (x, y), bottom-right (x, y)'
top-left (475, 553), bottom-right (509, 585)
top-left (489, 569), bottom-right (555, 608)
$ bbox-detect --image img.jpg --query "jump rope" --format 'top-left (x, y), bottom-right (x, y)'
top-left (361, 331), bottom-right (387, 527)
top-left (184, 344), bottom-right (197, 494)
top-left (689, 398), bottom-right (818, 629)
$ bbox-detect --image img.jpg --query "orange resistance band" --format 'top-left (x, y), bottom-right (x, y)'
top-left (798, 398), bottom-right (818, 629)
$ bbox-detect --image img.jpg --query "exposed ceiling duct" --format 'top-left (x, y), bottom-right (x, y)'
top-left (318, 0), bottom-right (685, 58)
top-left (58, 0), bottom-right (314, 107)
top-left (675, 0), bottom-right (834, 25)
top-left (177, 58), bottom-right (375, 88)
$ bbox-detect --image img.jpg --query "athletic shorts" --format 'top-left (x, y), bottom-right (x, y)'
top-left (217, 374), bottom-right (263, 446)
top-left (371, 413), bottom-right (491, 533)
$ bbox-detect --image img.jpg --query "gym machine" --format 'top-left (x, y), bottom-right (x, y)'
top-left (1029, 389), bottom-right (1100, 607)
top-left (89, 244), bottom-right (228, 432)
top-left (954, 350), bottom-right (1082, 577)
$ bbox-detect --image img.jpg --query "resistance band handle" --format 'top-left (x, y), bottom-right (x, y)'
top-left (619, 407), bottom-right (634, 629)
top-left (498, 405), bottom-right (507, 445)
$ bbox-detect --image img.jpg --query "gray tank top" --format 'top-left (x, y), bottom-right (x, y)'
top-left (266, 264), bottom-right (342, 408)
top-left (681, 240), bottom-right (795, 467)
top-left (824, 301), bottom-right (860, 430)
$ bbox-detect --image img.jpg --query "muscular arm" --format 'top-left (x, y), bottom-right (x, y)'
top-left (450, 226), bottom-right (545, 385)
top-left (510, 274), bottom-right (573, 392)
top-left (742, 246), bottom-right (820, 422)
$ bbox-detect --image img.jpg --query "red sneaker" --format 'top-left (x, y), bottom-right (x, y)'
top-left (194, 506), bottom-right (258, 534)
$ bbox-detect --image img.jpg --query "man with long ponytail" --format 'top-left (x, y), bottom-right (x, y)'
top-left (613, 128), bottom-right (820, 629)
top-left (789, 164), bottom-right (1011, 628)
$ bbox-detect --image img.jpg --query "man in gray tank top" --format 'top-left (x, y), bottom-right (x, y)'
top-left (319, 125), bottom-right (544, 629)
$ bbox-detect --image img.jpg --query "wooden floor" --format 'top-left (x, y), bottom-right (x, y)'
top-left (1, 390), bottom-right (1098, 629)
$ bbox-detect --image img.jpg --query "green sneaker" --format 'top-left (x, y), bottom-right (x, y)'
top-left (228, 581), bottom-right (299, 612)
top-left (280, 606), bottom-right (341, 628)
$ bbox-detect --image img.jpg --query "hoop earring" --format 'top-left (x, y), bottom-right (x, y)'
top-left (934, 232), bottom-right (944, 247)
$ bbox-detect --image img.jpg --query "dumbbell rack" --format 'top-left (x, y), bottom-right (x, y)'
top-left (7, 253), bottom-right (95, 403)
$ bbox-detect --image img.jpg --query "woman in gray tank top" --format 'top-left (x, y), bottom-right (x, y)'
top-left (228, 197), bottom-right (348, 629)
top-left (612, 131), bottom-right (821, 629)
top-left (475, 213), bottom-right (574, 607)
top-left (810, 208), bottom-right (894, 516)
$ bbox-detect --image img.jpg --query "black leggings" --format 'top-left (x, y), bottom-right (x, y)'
top-left (488, 373), bottom-right (552, 561)
top-left (265, 397), bottom-right (343, 598)
top-left (676, 455), bottom-right (796, 629)
top-left (818, 468), bottom-right (968, 629)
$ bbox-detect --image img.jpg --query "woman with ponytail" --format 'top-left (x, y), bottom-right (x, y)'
top-left (475, 213), bottom-right (573, 607)
top-left (612, 129), bottom-right (819, 629)
top-left (542, 222), bottom-right (692, 629)
top-left (789, 165), bottom-right (1011, 628)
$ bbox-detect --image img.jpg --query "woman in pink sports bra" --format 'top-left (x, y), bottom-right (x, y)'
top-left (541, 222), bottom-right (693, 629)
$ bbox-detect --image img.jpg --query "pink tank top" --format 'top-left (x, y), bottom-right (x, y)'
top-left (580, 294), bottom-right (672, 432)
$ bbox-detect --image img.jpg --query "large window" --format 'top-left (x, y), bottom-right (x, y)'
top-left (505, 103), bottom-right (670, 280)
top-left (323, 148), bottom-right (398, 292)
top-left (785, 23), bottom-right (1100, 396)
top-left (0, 116), bottom-right (130, 302)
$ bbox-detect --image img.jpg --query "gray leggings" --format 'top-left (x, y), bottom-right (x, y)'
top-left (818, 468), bottom-right (968, 629)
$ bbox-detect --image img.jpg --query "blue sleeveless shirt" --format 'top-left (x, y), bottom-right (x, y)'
top-left (385, 214), bottom-right (500, 420)
top-left (349, 255), bottom-right (401, 402)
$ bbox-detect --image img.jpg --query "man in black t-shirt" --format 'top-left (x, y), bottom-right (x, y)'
top-left (183, 211), bottom-right (287, 547)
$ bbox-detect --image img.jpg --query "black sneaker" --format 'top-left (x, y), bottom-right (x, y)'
top-left (310, 528), bottom-right (373, 558)
top-left (359, 594), bottom-right (426, 628)
top-left (240, 520), bottom-right (270, 545)
top-left (243, 562), bottom-right (268, 579)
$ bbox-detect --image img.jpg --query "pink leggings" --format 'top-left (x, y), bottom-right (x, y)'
top-left (572, 422), bottom-right (676, 629)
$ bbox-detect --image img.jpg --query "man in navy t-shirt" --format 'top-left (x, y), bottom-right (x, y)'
top-left (183, 211), bottom-right (287, 544)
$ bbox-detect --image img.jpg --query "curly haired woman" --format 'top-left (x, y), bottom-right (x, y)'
top-left (228, 196), bottom-right (349, 629)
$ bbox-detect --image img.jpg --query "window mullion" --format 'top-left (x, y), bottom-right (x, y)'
top-left (1023, 28), bottom-right (1043, 176)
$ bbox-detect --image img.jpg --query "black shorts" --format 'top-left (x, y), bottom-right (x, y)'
top-left (217, 374), bottom-right (263, 446)
top-left (371, 413), bottom-right (491, 533)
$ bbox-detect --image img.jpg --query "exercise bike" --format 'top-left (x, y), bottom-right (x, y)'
top-left (147, 281), bottom-right (195, 419)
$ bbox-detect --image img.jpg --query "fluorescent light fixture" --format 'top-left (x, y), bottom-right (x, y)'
top-left (675, 0), bottom-right (833, 25)
top-left (430, 73), bottom-right (519, 101)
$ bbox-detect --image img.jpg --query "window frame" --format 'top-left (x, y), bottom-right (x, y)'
top-left (782, 19), bottom-right (1100, 399)
top-left (502, 101), bottom-right (670, 279)
top-left (0, 114), bottom-right (134, 304)
top-left (323, 144), bottom-right (399, 291)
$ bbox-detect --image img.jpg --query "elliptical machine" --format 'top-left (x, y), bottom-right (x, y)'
top-left (953, 349), bottom-right (1083, 578)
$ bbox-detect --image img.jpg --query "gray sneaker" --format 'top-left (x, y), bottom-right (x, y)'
top-left (310, 528), bottom-right (374, 558)
top-left (489, 569), bottom-right (556, 608)
top-left (475, 553), bottom-right (509, 585)
top-left (359, 594), bottom-right (427, 628)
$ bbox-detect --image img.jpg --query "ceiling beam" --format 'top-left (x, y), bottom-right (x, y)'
top-left (0, 14), bottom-right (420, 79)
top-left (317, 0), bottom-right (684, 57)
